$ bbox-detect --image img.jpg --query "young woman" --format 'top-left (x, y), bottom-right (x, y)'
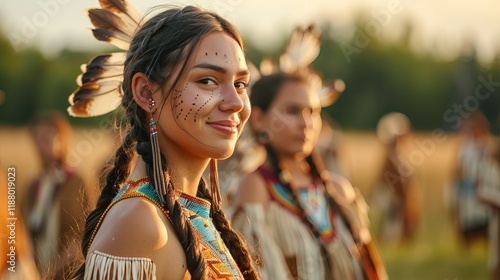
top-left (232, 72), bottom-right (387, 280)
top-left (69, 4), bottom-right (258, 280)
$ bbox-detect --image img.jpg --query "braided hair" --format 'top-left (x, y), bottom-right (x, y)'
top-left (250, 72), bottom-right (348, 279)
top-left (72, 6), bottom-right (258, 279)
top-left (264, 145), bottom-right (335, 279)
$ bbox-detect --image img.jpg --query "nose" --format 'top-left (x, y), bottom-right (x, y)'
top-left (219, 84), bottom-right (245, 113)
top-left (298, 109), bottom-right (312, 129)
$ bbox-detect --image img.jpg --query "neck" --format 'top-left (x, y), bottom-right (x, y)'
top-left (168, 157), bottom-right (210, 197)
top-left (268, 156), bottom-right (312, 189)
top-left (129, 154), bottom-right (209, 197)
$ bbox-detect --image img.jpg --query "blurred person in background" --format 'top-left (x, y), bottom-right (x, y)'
top-left (476, 113), bottom-right (500, 280)
top-left (22, 111), bottom-right (90, 279)
top-left (450, 111), bottom-right (496, 248)
top-left (232, 72), bottom-right (387, 280)
top-left (372, 112), bottom-right (421, 244)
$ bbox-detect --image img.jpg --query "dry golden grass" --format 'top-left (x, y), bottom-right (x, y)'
top-left (0, 127), bottom-right (492, 279)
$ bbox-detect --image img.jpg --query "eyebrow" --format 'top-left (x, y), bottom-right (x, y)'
top-left (193, 63), bottom-right (250, 77)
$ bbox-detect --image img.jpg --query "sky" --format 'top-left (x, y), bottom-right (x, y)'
top-left (1, 0), bottom-right (500, 65)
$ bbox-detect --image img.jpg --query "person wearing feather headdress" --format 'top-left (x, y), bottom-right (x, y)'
top-left (67, 1), bottom-right (259, 279)
top-left (230, 25), bottom-right (387, 280)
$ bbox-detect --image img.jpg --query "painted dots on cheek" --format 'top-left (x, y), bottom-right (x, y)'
top-left (173, 83), bottom-right (188, 119)
top-left (193, 91), bottom-right (215, 123)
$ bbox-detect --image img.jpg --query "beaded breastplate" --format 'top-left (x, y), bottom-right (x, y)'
top-left (257, 166), bottom-right (335, 243)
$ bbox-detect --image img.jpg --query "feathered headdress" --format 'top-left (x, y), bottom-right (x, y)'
top-left (252, 24), bottom-right (345, 107)
top-left (67, 0), bottom-right (142, 117)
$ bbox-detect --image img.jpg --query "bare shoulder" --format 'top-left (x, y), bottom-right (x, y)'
top-left (232, 171), bottom-right (270, 208)
top-left (88, 197), bottom-right (187, 279)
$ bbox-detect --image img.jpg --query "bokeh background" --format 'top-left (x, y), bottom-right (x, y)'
top-left (1, 0), bottom-right (499, 279)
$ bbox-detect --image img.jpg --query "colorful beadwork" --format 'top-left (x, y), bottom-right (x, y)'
top-left (258, 167), bottom-right (335, 244)
top-left (108, 178), bottom-right (243, 279)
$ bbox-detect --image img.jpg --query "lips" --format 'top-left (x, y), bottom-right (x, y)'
top-left (207, 120), bottom-right (240, 135)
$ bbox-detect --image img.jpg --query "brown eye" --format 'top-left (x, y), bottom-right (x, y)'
top-left (199, 77), bottom-right (217, 86)
top-left (234, 81), bottom-right (248, 90)
top-left (284, 105), bottom-right (301, 115)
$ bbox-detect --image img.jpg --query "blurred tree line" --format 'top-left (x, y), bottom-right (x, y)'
top-left (0, 18), bottom-right (499, 133)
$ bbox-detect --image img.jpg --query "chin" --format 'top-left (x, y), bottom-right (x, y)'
top-left (206, 145), bottom-right (235, 160)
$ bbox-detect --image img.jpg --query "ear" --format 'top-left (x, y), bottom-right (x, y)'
top-left (249, 107), bottom-right (264, 130)
top-left (132, 72), bottom-right (155, 112)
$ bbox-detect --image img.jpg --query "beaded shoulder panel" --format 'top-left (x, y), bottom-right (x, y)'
top-left (91, 178), bottom-right (243, 279)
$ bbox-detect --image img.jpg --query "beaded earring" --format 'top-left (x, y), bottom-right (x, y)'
top-left (256, 130), bottom-right (271, 144)
top-left (149, 98), bottom-right (166, 204)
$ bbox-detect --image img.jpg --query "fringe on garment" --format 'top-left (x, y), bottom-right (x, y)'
top-left (234, 203), bottom-right (326, 279)
top-left (84, 250), bottom-right (157, 280)
top-left (233, 202), bottom-right (364, 280)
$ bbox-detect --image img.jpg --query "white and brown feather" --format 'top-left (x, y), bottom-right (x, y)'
top-left (68, 0), bottom-right (142, 117)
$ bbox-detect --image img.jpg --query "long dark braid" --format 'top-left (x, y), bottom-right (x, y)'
top-left (264, 145), bottom-right (334, 279)
top-left (136, 122), bottom-right (205, 279)
top-left (305, 149), bottom-right (342, 223)
top-left (71, 104), bottom-right (141, 279)
top-left (197, 172), bottom-right (260, 279)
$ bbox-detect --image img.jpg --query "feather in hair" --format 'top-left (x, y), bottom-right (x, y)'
top-left (98, 0), bottom-right (142, 26)
top-left (91, 28), bottom-right (131, 50)
top-left (68, 79), bottom-right (123, 117)
top-left (68, 0), bottom-right (142, 118)
top-left (278, 24), bottom-right (344, 108)
top-left (88, 9), bottom-right (137, 49)
top-left (279, 24), bottom-right (321, 73)
top-left (69, 53), bottom-right (126, 117)
top-left (319, 79), bottom-right (345, 107)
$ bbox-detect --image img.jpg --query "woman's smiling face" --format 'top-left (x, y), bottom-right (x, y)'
top-left (154, 31), bottom-right (250, 161)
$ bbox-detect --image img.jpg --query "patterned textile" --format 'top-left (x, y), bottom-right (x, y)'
top-left (110, 177), bottom-right (243, 279)
top-left (232, 166), bottom-right (366, 280)
top-left (258, 167), bottom-right (335, 244)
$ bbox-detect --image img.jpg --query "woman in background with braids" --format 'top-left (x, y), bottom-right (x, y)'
top-left (232, 72), bottom-right (387, 280)
top-left (69, 4), bottom-right (258, 280)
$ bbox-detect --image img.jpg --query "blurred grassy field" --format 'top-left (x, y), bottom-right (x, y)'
top-left (0, 127), bottom-right (490, 279)
top-left (339, 132), bottom-right (489, 280)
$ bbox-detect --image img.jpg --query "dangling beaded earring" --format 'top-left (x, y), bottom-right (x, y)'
top-left (256, 130), bottom-right (271, 144)
top-left (149, 98), bottom-right (166, 204)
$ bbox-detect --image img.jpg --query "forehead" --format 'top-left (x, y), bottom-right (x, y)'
top-left (190, 31), bottom-right (247, 69)
top-left (272, 81), bottom-right (321, 109)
